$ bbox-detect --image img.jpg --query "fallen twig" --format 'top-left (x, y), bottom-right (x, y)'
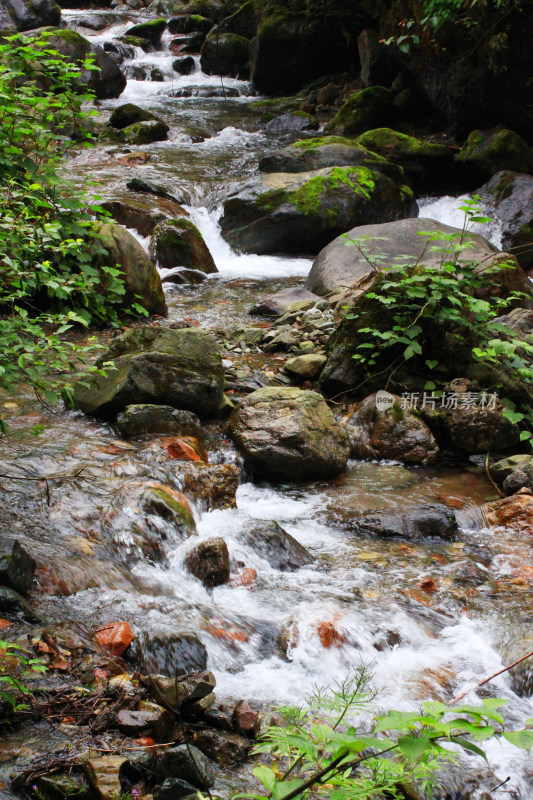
top-left (451, 650), bottom-right (533, 704)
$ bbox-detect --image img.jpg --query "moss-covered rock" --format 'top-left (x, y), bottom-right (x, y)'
top-left (479, 170), bottom-right (533, 270)
top-left (220, 166), bottom-right (416, 256)
top-left (109, 103), bottom-right (160, 129)
top-left (149, 218), bottom-right (218, 281)
top-left (458, 128), bottom-right (533, 178)
top-left (43, 28), bottom-right (126, 99)
top-left (168, 13), bottom-right (212, 33)
top-left (259, 136), bottom-right (403, 182)
top-left (200, 31), bottom-right (250, 78)
top-left (72, 326), bottom-right (225, 419)
top-left (125, 18), bottom-right (167, 45)
top-left (94, 222), bottom-right (167, 317)
top-left (356, 128), bottom-right (450, 188)
top-left (173, 55), bottom-right (196, 74)
top-left (328, 87), bottom-right (396, 136)
top-left (102, 197), bottom-right (187, 237)
top-left (118, 34), bottom-right (152, 52)
top-left (230, 387), bottom-right (350, 481)
top-left (117, 120), bottom-right (170, 145)
top-left (116, 404), bottom-right (203, 439)
top-left (219, 0), bottom-right (258, 38)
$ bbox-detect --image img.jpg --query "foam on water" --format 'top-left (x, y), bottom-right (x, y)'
top-left (418, 194), bottom-right (503, 248)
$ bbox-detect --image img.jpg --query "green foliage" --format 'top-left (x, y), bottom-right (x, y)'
top-left (0, 33), bottom-right (128, 422)
top-left (241, 669), bottom-right (533, 800)
top-left (0, 640), bottom-right (47, 712)
top-left (343, 197), bottom-right (533, 438)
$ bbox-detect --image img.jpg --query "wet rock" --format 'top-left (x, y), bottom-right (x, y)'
top-left (165, 435), bottom-right (208, 462)
top-left (259, 137), bottom-right (400, 180)
top-left (116, 404), bottom-right (203, 439)
top-left (490, 454), bottom-right (533, 495)
top-left (149, 218), bottom-right (218, 278)
top-left (148, 670), bottom-right (216, 708)
top-left (116, 705), bottom-right (173, 740)
top-left (249, 287), bottom-right (320, 317)
top-left (233, 699), bottom-right (258, 735)
top-left (327, 87), bottom-right (396, 136)
top-left (356, 128), bottom-right (451, 189)
top-left (420, 400), bottom-right (521, 455)
top-left (457, 128), bottom-right (533, 180)
top-left (2, 0), bottom-right (60, 31)
top-left (220, 167), bottom-right (415, 256)
top-left (118, 120), bottom-right (170, 145)
top-left (483, 490), bottom-right (533, 534)
top-left (168, 14), bottom-right (212, 33)
top-left (33, 772), bottom-right (92, 800)
top-left (127, 177), bottom-right (184, 204)
top-left (126, 17), bottom-right (167, 45)
top-left (94, 621), bottom-right (134, 657)
top-left (0, 539), bottom-right (36, 595)
top-left (158, 744), bottom-right (214, 788)
top-left (500, 637), bottom-right (533, 696)
top-left (84, 755), bottom-right (127, 800)
top-left (307, 217), bottom-right (530, 299)
top-left (355, 504), bottom-right (459, 541)
top-left (93, 222), bottom-right (166, 316)
top-left (200, 31), bottom-right (250, 78)
top-left (45, 29), bottom-right (126, 99)
top-left (265, 112), bottom-right (319, 134)
top-left (0, 585), bottom-right (27, 613)
top-left (230, 387), bottom-right (350, 482)
top-left (153, 778), bottom-right (198, 800)
top-left (142, 484), bottom-right (196, 538)
top-left (242, 521), bottom-right (313, 571)
top-left (492, 306), bottom-right (533, 340)
top-left (358, 28), bottom-right (397, 89)
top-left (103, 40), bottom-right (135, 65)
top-left (344, 393), bottom-right (439, 463)
top-left (184, 537), bottom-right (230, 587)
top-left (190, 729), bottom-right (252, 766)
top-left (180, 463), bottom-right (240, 510)
top-left (72, 326), bottom-right (225, 419)
top-left (173, 55), bottom-right (196, 74)
top-left (284, 353), bottom-right (327, 380)
top-left (109, 103), bottom-right (160, 129)
top-left (137, 632), bottom-right (208, 677)
top-left (101, 198), bottom-right (178, 237)
top-left (262, 328), bottom-right (298, 353)
top-left (480, 171), bottom-right (533, 270)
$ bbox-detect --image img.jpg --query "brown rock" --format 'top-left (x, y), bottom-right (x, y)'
top-left (233, 699), bottom-right (258, 735)
top-left (483, 490), bottom-right (533, 534)
top-left (180, 463), bottom-right (239, 510)
top-left (185, 538), bottom-right (230, 587)
top-left (94, 622), bottom-right (134, 657)
top-left (190, 729), bottom-right (253, 766)
top-left (84, 756), bottom-right (127, 800)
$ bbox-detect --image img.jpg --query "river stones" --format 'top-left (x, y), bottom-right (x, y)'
top-left (109, 103), bottom-right (160, 129)
top-left (479, 171), bottom-right (533, 270)
top-left (149, 218), bottom-right (218, 281)
top-left (44, 29), bottom-right (126, 99)
top-left (490, 454), bottom-right (533, 495)
top-left (173, 55), bottom-right (196, 75)
top-left (116, 404), bottom-right (203, 439)
top-left (180, 463), bottom-right (240, 510)
top-left (185, 537), bottom-right (230, 586)
top-left (2, 0), bottom-right (60, 30)
top-left (168, 14), bottom-right (213, 34)
top-left (265, 112), bottom-right (318, 134)
top-left (0, 540), bottom-right (36, 595)
top-left (355, 504), bottom-right (459, 541)
top-left (190, 729), bottom-right (252, 766)
top-left (200, 31), bottom-right (250, 78)
top-left (230, 387), bottom-right (350, 481)
top-left (72, 326), bottom-right (224, 419)
top-left (420, 397), bottom-right (521, 455)
top-left (220, 167), bottom-right (416, 256)
top-left (249, 287), bottom-right (320, 317)
top-left (457, 128), bottom-right (533, 180)
top-left (93, 222), bottom-right (167, 316)
top-left (327, 86), bottom-right (396, 136)
top-left (135, 630), bottom-right (208, 676)
top-left (344, 392), bottom-right (439, 463)
top-left (241, 521), bottom-right (314, 571)
top-left (125, 18), bottom-right (167, 45)
top-left (284, 353), bottom-right (327, 380)
top-left (483, 490), bottom-right (533, 535)
top-left (356, 128), bottom-right (451, 188)
top-left (158, 744), bottom-right (214, 788)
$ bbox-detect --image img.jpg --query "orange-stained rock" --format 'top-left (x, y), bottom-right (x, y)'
top-left (133, 737), bottom-right (156, 747)
top-left (94, 668), bottom-right (108, 680)
top-left (94, 622), bottom-right (134, 656)
top-left (0, 619), bottom-right (11, 630)
top-left (317, 621), bottom-right (348, 649)
top-left (418, 576), bottom-right (438, 594)
top-left (164, 435), bottom-right (208, 463)
top-left (233, 699), bottom-right (258, 735)
top-left (229, 568), bottom-right (257, 587)
top-left (483, 489), bottom-right (533, 534)
top-left (49, 655), bottom-right (69, 671)
top-left (203, 624), bottom-right (249, 643)
top-left (145, 481), bottom-right (193, 516)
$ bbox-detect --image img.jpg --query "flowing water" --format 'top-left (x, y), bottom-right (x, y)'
top-left (2, 11), bottom-right (532, 798)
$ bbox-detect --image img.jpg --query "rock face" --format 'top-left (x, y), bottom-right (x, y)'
top-left (230, 387), bottom-right (350, 482)
top-left (480, 171), bottom-right (533, 270)
top-left (185, 537), bottom-right (230, 586)
top-left (356, 128), bottom-right (451, 189)
top-left (149, 218), bottom-right (218, 281)
top-left (355, 504), bottom-right (459, 541)
top-left (94, 222), bottom-right (166, 316)
top-left (116, 404), bottom-right (203, 439)
top-left (345, 393), bottom-right (439, 463)
top-left (242, 521), bottom-right (313, 571)
top-left (457, 128), bottom-right (533, 180)
top-left (73, 326), bottom-right (225, 419)
top-left (1, 0), bottom-right (60, 30)
top-left (220, 167), bottom-right (416, 256)
top-left (306, 217), bottom-right (529, 297)
top-left (328, 87), bottom-right (396, 136)
top-left (258, 136), bottom-right (398, 177)
top-left (45, 29), bottom-right (126, 99)
top-left (200, 31), bottom-right (250, 78)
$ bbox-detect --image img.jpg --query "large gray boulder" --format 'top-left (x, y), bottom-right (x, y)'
top-left (220, 167), bottom-right (416, 256)
top-left (45, 28), bottom-right (126, 99)
top-left (306, 217), bottom-right (531, 297)
top-left (73, 326), bottom-right (225, 419)
top-left (149, 218), bottom-right (218, 282)
top-left (230, 387), bottom-right (350, 482)
top-left (1, 0), bottom-right (60, 30)
top-left (480, 171), bottom-right (533, 270)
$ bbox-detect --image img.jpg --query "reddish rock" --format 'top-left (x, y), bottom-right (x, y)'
top-left (318, 621), bottom-right (348, 649)
top-left (94, 622), bottom-right (134, 656)
top-left (164, 436), bottom-right (208, 463)
top-left (0, 619), bottom-right (11, 630)
top-left (418, 577), bottom-right (438, 594)
top-left (133, 736), bottom-right (156, 747)
top-left (229, 568), bottom-right (257, 587)
top-left (483, 490), bottom-right (533, 534)
top-left (233, 700), bottom-right (258, 735)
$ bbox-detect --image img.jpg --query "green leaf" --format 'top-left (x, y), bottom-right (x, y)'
top-left (503, 730), bottom-right (533, 751)
top-left (397, 735), bottom-right (432, 760)
top-left (253, 766), bottom-right (277, 793)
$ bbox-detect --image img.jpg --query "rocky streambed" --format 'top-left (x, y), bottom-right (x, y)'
top-left (2, 6), bottom-right (533, 800)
